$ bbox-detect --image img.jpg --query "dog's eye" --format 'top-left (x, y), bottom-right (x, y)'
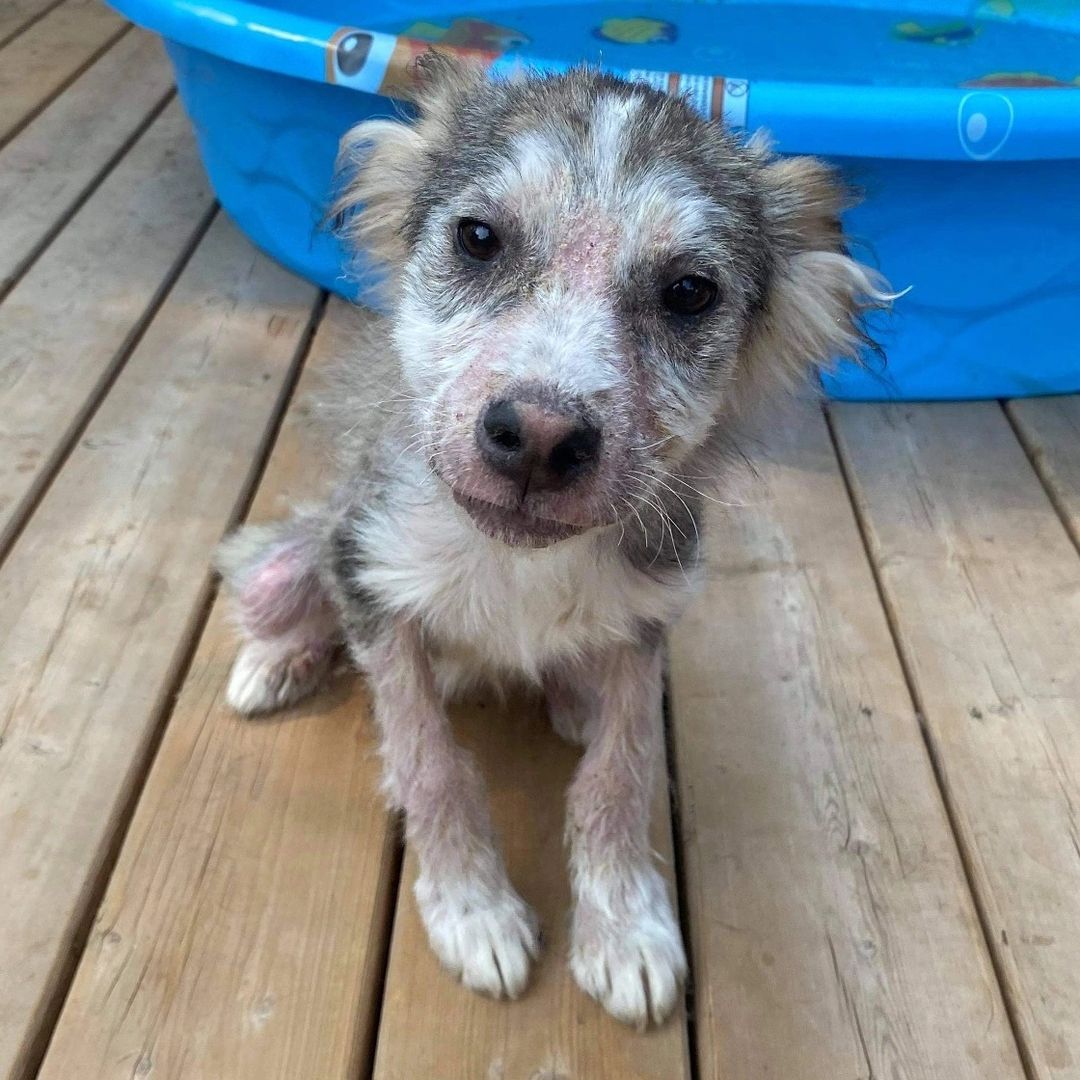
top-left (661, 275), bottom-right (719, 317)
top-left (456, 218), bottom-right (501, 262)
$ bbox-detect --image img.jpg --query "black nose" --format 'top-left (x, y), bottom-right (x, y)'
top-left (478, 398), bottom-right (602, 495)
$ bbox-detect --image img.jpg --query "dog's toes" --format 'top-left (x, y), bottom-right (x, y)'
top-left (418, 882), bottom-right (540, 999)
top-left (225, 638), bottom-right (331, 715)
top-left (571, 893), bottom-right (687, 1027)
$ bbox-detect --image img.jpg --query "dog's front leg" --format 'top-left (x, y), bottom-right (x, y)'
top-left (365, 618), bottom-right (539, 998)
top-left (565, 639), bottom-right (687, 1027)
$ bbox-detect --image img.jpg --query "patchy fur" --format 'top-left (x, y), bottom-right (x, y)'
top-left (218, 59), bottom-right (891, 1026)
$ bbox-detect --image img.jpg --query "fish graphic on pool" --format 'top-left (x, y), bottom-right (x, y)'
top-left (592, 17), bottom-right (677, 44)
top-left (893, 20), bottom-right (979, 44)
top-left (401, 17), bottom-right (530, 52)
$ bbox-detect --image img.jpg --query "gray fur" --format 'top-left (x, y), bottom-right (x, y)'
top-left (217, 61), bottom-right (891, 1025)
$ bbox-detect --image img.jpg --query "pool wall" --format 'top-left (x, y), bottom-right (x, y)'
top-left (136, 0), bottom-right (1080, 401)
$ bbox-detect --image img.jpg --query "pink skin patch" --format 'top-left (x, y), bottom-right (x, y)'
top-left (550, 216), bottom-right (620, 294)
top-left (237, 546), bottom-right (326, 639)
top-left (423, 215), bottom-right (671, 544)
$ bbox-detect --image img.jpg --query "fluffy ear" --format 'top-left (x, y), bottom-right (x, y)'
top-left (331, 52), bottom-right (487, 272)
top-left (741, 151), bottom-right (892, 394)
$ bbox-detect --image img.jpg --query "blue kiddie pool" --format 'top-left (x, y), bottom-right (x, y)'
top-left (109, 0), bottom-right (1080, 400)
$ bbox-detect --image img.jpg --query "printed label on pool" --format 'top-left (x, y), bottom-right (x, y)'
top-left (627, 70), bottom-right (749, 128)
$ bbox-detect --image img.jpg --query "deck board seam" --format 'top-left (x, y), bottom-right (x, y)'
top-left (0, 87), bottom-right (177, 306)
top-left (0, 0), bottom-right (67, 51)
top-left (822, 402), bottom-right (1038, 1080)
top-left (661, 663), bottom-right (702, 1080)
top-left (0, 202), bottom-right (219, 569)
top-left (17, 289), bottom-right (331, 1080)
top-left (1001, 398), bottom-right (1080, 559)
top-left (353, 829), bottom-right (405, 1080)
top-left (0, 20), bottom-right (132, 155)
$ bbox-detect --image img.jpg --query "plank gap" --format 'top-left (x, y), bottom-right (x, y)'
top-left (0, 0), bottom-right (66, 51)
top-left (0, 18), bottom-right (131, 154)
top-left (0, 202), bottom-right (219, 570)
top-left (661, 662), bottom-right (702, 1080)
top-left (824, 403), bottom-right (1040, 1080)
top-left (1001, 399), bottom-right (1080, 560)
top-left (0, 75), bottom-right (178, 303)
top-left (354, 829), bottom-right (406, 1080)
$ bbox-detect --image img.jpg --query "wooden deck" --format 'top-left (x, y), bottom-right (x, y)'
top-left (2, 9), bottom-right (1079, 1079)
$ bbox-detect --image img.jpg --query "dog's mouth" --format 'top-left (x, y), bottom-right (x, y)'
top-left (450, 491), bottom-right (587, 547)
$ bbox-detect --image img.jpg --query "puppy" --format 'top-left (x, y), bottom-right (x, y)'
top-left (217, 57), bottom-right (887, 1027)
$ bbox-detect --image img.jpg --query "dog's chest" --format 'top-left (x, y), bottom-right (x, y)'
top-left (357, 496), bottom-right (690, 678)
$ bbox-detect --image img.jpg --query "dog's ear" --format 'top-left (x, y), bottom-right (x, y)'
top-left (740, 149), bottom-right (891, 393)
top-left (332, 52), bottom-right (486, 272)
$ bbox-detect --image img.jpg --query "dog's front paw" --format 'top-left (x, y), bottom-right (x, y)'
top-left (416, 876), bottom-right (540, 999)
top-left (571, 870), bottom-right (687, 1028)
top-left (225, 637), bottom-right (332, 715)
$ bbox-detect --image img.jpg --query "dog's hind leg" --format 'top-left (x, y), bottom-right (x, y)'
top-left (216, 513), bottom-right (340, 715)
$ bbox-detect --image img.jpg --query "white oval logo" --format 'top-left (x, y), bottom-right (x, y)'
top-left (958, 92), bottom-right (1014, 160)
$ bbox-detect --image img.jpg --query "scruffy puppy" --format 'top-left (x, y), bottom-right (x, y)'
top-left (218, 58), bottom-right (886, 1027)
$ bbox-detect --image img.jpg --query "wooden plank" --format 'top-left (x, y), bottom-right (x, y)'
top-left (668, 403), bottom-right (1025, 1080)
top-left (0, 0), bottom-right (61, 50)
top-left (373, 702), bottom-right (691, 1078)
top-left (0, 216), bottom-right (319, 1080)
top-left (38, 298), bottom-right (399, 1080)
top-left (831, 400), bottom-right (1080, 1080)
top-left (0, 0), bottom-right (127, 146)
top-left (0, 30), bottom-right (174, 294)
top-left (0, 99), bottom-right (213, 556)
top-left (1006, 396), bottom-right (1080, 550)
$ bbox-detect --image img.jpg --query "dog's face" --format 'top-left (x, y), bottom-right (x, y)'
top-left (337, 62), bottom-right (884, 547)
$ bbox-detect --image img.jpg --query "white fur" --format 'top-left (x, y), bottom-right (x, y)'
top-left (345, 464), bottom-right (696, 686)
top-left (488, 288), bottom-right (624, 399)
top-left (570, 862), bottom-right (687, 1027)
top-left (416, 870), bottom-right (540, 998)
top-left (589, 93), bottom-right (640, 198)
top-left (225, 635), bottom-right (333, 715)
top-left (489, 130), bottom-right (571, 212)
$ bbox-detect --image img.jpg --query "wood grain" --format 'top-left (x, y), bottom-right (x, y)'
top-left (0, 99), bottom-right (213, 556)
top-left (1006, 396), bottom-right (1080, 551)
top-left (0, 0), bottom-right (126, 146)
top-left (0, 0), bottom-right (60, 50)
top-left (373, 698), bottom-right (692, 1080)
top-left (0, 217), bottom-right (319, 1080)
top-left (0, 30), bottom-right (174, 293)
top-left (832, 400), bottom-right (1080, 1079)
top-left (668, 403), bottom-right (1025, 1079)
top-left (38, 298), bottom-right (401, 1080)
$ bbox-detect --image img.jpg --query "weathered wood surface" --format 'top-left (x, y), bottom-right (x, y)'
top-left (669, 403), bottom-right (1026, 1080)
top-left (0, 0), bottom-right (61, 50)
top-left (0, 30), bottom-right (173, 294)
top-left (0, 100), bottom-right (213, 555)
top-left (833, 400), bottom-right (1080, 1079)
top-left (38, 298), bottom-right (403, 1080)
top-left (0, 0), bottom-right (126, 146)
top-left (0, 218), bottom-right (319, 1080)
top-left (1007, 395), bottom-right (1080, 551)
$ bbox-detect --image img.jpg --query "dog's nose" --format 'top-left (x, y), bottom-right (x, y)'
top-left (478, 398), bottom-right (602, 494)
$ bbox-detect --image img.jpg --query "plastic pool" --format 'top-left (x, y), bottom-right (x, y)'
top-left (109, 0), bottom-right (1080, 400)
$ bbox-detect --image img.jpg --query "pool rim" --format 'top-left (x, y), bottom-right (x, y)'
top-left (111, 0), bottom-right (1080, 162)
